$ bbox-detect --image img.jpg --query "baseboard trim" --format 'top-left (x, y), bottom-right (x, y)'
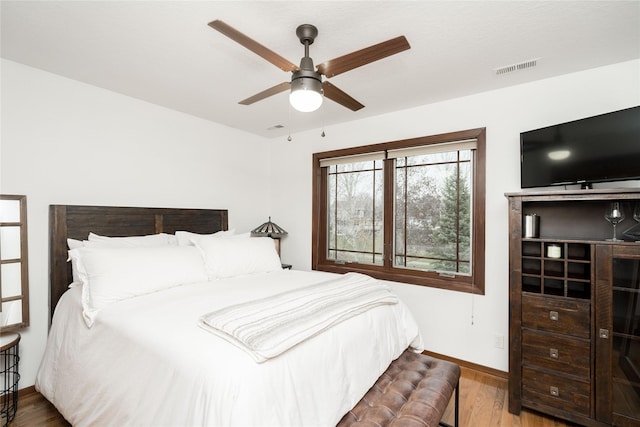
top-left (18, 385), bottom-right (37, 397)
top-left (422, 350), bottom-right (508, 380)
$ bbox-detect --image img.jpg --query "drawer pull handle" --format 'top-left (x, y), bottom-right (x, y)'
top-left (549, 311), bottom-right (559, 321)
top-left (550, 386), bottom-right (559, 397)
top-left (550, 348), bottom-right (559, 359)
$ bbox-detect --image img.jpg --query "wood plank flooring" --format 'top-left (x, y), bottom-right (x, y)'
top-left (10, 388), bottom-right (69, 427)
top-left (441, 367), bottom-right (578, 426)
top-left (12, 366), bottom-right (578, 426)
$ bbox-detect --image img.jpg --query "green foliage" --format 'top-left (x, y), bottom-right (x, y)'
top-left (430, 167), bottom-right (471, 272)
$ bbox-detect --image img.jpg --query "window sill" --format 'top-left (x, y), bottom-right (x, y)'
top-left (314, 263), bottom-right (483, 295)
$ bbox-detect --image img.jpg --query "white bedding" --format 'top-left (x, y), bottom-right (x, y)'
top-left (36, 270), bottom-right (423, 426)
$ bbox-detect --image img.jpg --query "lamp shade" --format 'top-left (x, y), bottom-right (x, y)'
top-left (289, 70), bottom-right (323, 112)
top-left (251, 217), bottom-right (288, 238)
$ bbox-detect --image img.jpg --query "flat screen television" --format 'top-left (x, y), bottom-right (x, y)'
top-left (520, 106), bottom-right (640, 189)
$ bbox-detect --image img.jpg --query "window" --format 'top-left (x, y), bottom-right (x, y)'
top-left (312, 129), bottom-right (485, 294)
top-left (0, 195), bottom-right (30, 330)
top-left (325, 153), bottom-right (385, 265)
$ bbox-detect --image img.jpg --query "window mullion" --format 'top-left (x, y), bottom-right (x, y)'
top-left (402, 160), bottom-right (408, 268)
top-left (383, 158), bottom-right (394, 270)
top-left (456, 153), bottom-right (461, 273)
top-left (333, 168), bottom-right (338, 257)
top-left (372, 162), bottom-right (376, 264)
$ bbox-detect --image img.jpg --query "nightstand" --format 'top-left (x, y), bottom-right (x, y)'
top-left (1, 333), bottom-right (20, 426)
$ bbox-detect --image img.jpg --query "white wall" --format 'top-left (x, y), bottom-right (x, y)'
top-left (268, 59), bottom-right (640, 372)
top-left (0, 59), bottom-right (272, 387)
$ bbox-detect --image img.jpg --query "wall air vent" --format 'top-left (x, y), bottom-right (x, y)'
top-left (495, 58), bottom-right (540, 75)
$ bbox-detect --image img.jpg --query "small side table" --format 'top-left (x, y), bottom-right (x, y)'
top-left (1, 333), bottom-right (20, 427)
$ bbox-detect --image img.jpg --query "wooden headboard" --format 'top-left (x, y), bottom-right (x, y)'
top-left (49, 205), bottom-right (228, 321)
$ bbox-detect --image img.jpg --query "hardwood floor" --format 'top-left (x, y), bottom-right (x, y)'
top-left (12, 366), bottom-right (578, 426)
top-left (441, 367), bottom-right (579, 426)
top-left (10, 388), bottom-right (69, 427)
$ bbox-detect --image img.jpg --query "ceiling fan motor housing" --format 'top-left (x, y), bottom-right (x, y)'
top-left (290, 68), bottom-right (323, 94)
top-left (291, 57), bottom-right (322, 94)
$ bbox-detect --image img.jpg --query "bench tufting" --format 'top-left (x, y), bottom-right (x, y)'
top-left (337, 350), bottom-right (460, 427)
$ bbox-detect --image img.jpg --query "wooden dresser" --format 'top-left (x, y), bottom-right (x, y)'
top-left (506, 189), bottom-right (640, 427)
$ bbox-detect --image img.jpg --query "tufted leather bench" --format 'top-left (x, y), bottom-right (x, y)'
top-left (337, 350), bottom-right (460, 427)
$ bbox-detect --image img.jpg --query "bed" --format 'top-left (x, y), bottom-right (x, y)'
top-left (37, 204), bottom-right (458, 426)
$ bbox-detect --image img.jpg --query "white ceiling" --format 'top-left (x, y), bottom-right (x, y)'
top-left (2, 1), bottom-right (639, 139)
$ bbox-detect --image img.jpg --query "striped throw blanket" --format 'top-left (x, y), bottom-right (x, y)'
top-left (198, 273), bottom-right (398, 362)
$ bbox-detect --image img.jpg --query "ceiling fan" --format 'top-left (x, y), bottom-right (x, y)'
top-left (208, 20), bottom-right (411, 112)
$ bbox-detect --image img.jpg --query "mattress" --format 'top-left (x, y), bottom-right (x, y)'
top-left (36, 269), bottom-right (423, 426)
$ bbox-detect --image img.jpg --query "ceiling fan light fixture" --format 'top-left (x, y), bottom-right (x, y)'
top-left (289, 73), bottom-right (323, 112)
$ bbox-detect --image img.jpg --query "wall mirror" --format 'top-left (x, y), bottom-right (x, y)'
top-left (0, 195), bottom-right (29, 331)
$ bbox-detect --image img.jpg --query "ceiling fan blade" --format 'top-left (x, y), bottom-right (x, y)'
top-left (239, 82), bottom-right (291, 105)
top-left (317, 36), bottom-right (410, 78)
top-left (322, 81), bottom-right (365, 111)
top-left (208, 20), bottom-right (299, 72)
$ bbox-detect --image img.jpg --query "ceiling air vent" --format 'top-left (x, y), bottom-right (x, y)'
top-left (495, 58), bottom-right (540, 75)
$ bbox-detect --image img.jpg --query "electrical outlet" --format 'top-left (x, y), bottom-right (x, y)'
top-left (494, 333), bottom-right (504, 349)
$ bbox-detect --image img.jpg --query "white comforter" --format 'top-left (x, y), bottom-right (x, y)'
top-left (36, 270), bottom-right (423, 427)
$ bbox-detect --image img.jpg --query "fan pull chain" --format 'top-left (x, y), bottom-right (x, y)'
top-left (287, 104), bottom-right (293, 142)
top-left (470, 284), bottom-right (476, 326)
top-left (471, 291), bottom-right (475, 325)
top-left (320, 95), bottom-right (326, 137)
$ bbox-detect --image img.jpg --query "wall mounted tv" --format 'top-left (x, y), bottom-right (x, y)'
top-left (520, 106), bottom-right (640, 189)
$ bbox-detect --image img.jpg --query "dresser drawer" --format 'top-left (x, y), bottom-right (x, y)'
top-left (522, 294), bottom-right (590, 339)
top-left (522, 330), bottom-right (590, 378)
top-left (522, 367), bottom-right (590, 417)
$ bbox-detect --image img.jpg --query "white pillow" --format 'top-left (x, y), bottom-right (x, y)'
top-left (67, 238), bottom-right (84, 250)
top-left (67, 234), bottom-right (177, 287)
top-left (68, 246), bottom-right (207, 327)
top-left (175, 229), bottom-right (235, 246)
top-left (194, 236), bottom-right (281, 280)
top-left (66, 239), bottom-right (85, 287)
top-left (88, 232), bottom-right (178, 246)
